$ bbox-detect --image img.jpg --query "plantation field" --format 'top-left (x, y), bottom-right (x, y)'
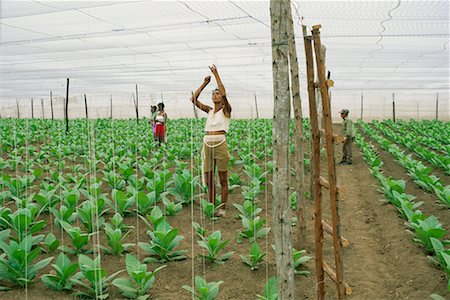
top-left (0, 118), bottom-right (448, 299)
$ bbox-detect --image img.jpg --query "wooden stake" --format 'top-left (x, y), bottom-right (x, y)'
top-left (254, 93), bottom-right (260, 119)
top-left (392, 92), bottom-right (396, 123)
top-left (303, 25), bottom-right (325, 300)
top-left (41, 98), bottom-right (44, 119)
top-left (50, 91), bottom-right (54, 120)
top-left (287, 3), bottom-right (306, 249)
top-left (312, 24), bottom-right (345, 299)
top-left (65, 78), bottom-right (69, 133)
top-left (110, 95), bottom-right (113, 119)
top-left (16, 99), bottom-right (20, 118)
top-left (84, 94), bottom-right (88, 119)
top-left (435, 92), bottom-right (439, 120)
top-left (191, 91), bottom-right (199, 119)
top-left (135, 84), bottom-right (139, 123)
top-left (360, 92), bottom-right (363, 121)
top-left (31, 98), bottom-right (34, 119)
top-left (270, 0), bottom-right (294, 298)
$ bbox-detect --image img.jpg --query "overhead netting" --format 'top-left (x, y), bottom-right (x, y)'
top-left (0, 0), bottom-right (449, 120)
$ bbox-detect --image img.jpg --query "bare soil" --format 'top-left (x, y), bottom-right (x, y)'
top-left (0, 125), bottom-right (449, 300)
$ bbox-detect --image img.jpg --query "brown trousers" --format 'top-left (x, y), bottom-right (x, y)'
top-left (342, 138), bottom-right (353, 163)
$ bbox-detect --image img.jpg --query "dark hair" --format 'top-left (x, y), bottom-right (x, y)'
top-left (157, 102), bottom-right (164, 109)
top-left (151, 105), bottom-right (157, 112)
top-left (212, 88), bottom-right (219, 94)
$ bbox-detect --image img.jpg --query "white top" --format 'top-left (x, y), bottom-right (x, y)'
top-left (205, 108), bottom-right (230, 132)
top-left (155, 115), bottom-right (165, 123)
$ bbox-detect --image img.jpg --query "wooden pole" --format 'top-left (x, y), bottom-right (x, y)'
top-left (191, 91), bottom-right (199, 119)
top-left (392, 92), bottom-right (396, 123)
top-left (50, 91), bottom-right (54, 120)
top-left (41, 98), bottom-right (44, 119)
top-left (65, 78), bottom-right (69, 133)
top-left (270, 0), bottom-right (294, 298)
top-left (312, 24), bottom-right (345, 299)
top-left (110, 95), bottom-right (113, 119)
top-left (360, 92), bottom-right (363, 121)
top-left (135, 84), bottom-right (139, 123)
top-left (31, 98), bottom-right (34, 119)
top-left (287, 3), bottom-right (306, 249)
top-left (435, 92), bottom-right (439, 120)
top-left (16, 99), bottom-right (20, 119)
top-left (254, 93), bottom-right (260, 119)
top-left (84, 94), bottom-right (88, 119)
top-left (303, 25), bottom-right (325, 300)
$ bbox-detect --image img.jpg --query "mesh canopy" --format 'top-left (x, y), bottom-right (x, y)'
top-left (0, 0), bottom-right (449, 120)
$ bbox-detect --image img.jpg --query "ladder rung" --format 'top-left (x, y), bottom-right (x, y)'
top-left (323, 261), bottom-right (353, 295)
top-left (319, 176), bottom-right (341, 193)
top-left (322, 220), bottom-right (350, 248)
top-left (319, 129), bottom-right (345, 144)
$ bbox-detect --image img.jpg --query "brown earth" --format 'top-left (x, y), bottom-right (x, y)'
top-left (0, 125), bottom-right (449, 300)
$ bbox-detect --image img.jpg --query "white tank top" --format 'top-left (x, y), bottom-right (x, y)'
top-left (205, 108), bottom-right (230, 132)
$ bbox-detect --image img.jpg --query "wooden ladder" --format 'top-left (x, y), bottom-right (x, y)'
top-left (303, 24), bottom-right (352, 300)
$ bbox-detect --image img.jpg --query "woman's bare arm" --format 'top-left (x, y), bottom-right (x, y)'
top-left (209, 64), bottom-right (231, 117)
top-left (191, 76), bottom-right (212, 113)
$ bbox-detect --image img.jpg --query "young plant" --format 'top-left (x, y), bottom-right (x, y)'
top-left (167, 170), bottom-right (201, 205)
top-left (70, 254), bottom-right (122, 299)
top-left (100, 224), bottom-right (134, 255)
top-left (197, 230), bottom-right (234, 264)
top-left (50, 205), bottom-right (77, 229)
top-left (239, 242), bottom-right (266, 270)
top-left (112, 254), bottom-right (166, 299)
top-left (109, 212), bottom-right (134, 231)
top-left (41, 252), bottom-right (78, 291)
top-left (42, 232), bottom-right (60, 254)
top-left (0, 234), bottom-right (53, 287)
top-left (200, 199), bottom-right (222, 221)
top-left (182, 275), bottom-right (223, 300)
top-left (407, 215), bottom-right (450, 254)
top-left (58, 222), bottom-right (92, 255)
top-left (77, 199), bottom-right (106, 233)
top-left (237, 216), bottom-right (271, 244)
top-left (139, 226), bottom-right (187, 263)
top-left (293, 249), bottom-right (311, 276)
top-left (162, 197), bottom-right (183, 216)
top-left (135, 191), bottom-right (158, 216)
top-left (256, 276), bottom-right (278, 300)
top-left (233, 200), bottom-right (262, 220)
top-left (111, 189), bottom-right (134, 216)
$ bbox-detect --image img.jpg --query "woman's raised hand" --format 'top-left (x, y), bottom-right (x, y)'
top-left (209, 64), bottom-right (218, 74)
top-left (204, 75), bottom-right (211, 83)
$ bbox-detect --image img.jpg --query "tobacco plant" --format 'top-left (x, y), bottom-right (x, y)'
top-left (41, 252), bottom-right (78, 291)
top-left (197, 230), bottom-right (234, 264)
top-left (182, 275), bottom-right (223, 300)
top-left (112, 254), bottom-right (166, 299)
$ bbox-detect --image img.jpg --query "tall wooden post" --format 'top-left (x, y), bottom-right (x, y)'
top-left (84, 94), bottom-right (88, 119)
top-left (287, 3), bottom-right (306, 249)
top-left (110, 95), bottom-right (113, 119)
top-left (41, 98), bottom-right (44, 119)
top-left (31, 98), bottom-right (34, 119)
top-left (312, 24), bottom-right (345, 299)
top-left (360, 92), bottom-right (363, 121)
top-left (435, 92), bottom-right (439, 120)
top-left (303, 25), bottom-right (324, 300)
top-left (50, 91), bottom-right (54, 120)
top-left (16, 99), bottom-right (20, 119)
top-left (191, 91), bottom-right (199, 119)
top-left (65, 78), bottom-right (69, 133)
top-left (392, 92), bottom-right (396, 123)
top-left (135, 84), bottom-right (139, 123)
top-left (254, 93), bottom-right (260, 119)
top-left (270, 0), bottom-right (294, 298)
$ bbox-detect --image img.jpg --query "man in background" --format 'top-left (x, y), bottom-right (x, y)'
top-left (339, 108), bottom-right (354, 165)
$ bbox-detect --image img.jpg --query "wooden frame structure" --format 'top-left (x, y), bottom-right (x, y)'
top-left (303, 24), bottom-right (352, 299)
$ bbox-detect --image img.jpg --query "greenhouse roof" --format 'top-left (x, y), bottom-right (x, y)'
top-left (0, 0), bottom-right (449, 117)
